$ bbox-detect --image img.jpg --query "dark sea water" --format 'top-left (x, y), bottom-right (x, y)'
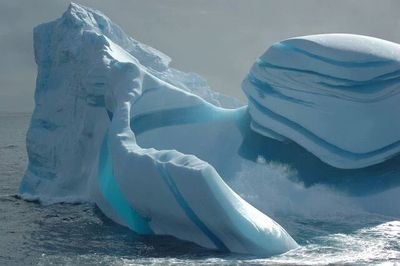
top-left (1, 112), bottom-right (399, 266)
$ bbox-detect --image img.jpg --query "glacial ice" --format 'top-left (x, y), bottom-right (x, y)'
top-left (19, 2), bottom-right (400, 257)
top-left (243, 34), bottom-right (400, 169)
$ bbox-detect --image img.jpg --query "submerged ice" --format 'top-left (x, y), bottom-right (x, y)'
top-left (19, 3), bottom-right (400, 257)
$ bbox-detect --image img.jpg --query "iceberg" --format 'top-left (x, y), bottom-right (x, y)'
top-left (243, 34), bottom-right (400, 169)
top-left (19, 3), bottom-right (297, 256)
top-left (19, 2), bottom-right (400, 257)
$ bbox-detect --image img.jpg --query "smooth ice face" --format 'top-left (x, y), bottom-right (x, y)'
top-left (243, 34), bottom-right (400, 169)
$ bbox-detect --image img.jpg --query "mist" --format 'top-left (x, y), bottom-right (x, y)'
top-left (1, 0), bottom-right (400, 112)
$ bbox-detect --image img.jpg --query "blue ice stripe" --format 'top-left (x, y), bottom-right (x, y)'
top-left (246, 92), bottom-right (400, 160)
top-left (130, 105), bottom-right (245, 136)
top-left (278, 42), bottom-right (394, 68)
top-left (256, 59), bottom-right (400, 94)
top-left (257, 59), bottom-right (366, 85)
top-left (256, 59), bottom-right (366, 85)
top-left (106, 109), bottom-right (113, 120)
top-left (246, 73), bottom-right (314, 106)
top-left (156, 163), bottom-right (229, 252)
top-left (98, 133), bottom-right (153, 234)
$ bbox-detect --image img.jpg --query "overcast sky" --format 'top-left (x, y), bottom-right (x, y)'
top-left (1, 0), bottom-right (400, 112)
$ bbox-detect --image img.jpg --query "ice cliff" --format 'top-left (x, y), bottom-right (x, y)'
top-left (19, 2), bottom-right (400, 257)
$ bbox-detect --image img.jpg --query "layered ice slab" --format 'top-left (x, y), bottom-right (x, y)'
top-left (243, 34), bottom-right (400, 169)
top-left (19, 3), bottom-right (297, 256)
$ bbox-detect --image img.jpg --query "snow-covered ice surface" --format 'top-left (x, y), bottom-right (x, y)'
top-left (17, 2), bottom-right (399, 261)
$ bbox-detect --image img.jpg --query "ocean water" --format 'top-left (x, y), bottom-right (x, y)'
top-left (1, 112), bottom-right (399, 266)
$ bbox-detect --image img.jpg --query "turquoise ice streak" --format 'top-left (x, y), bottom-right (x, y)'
top-left (156, 163), bottom-right (229, 252)
top-left (98, 132), bottom-right (152, 234)
top-left (277, 42), bottom-right (395, 68)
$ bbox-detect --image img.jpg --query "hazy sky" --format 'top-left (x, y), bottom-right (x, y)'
top-left (1, 0), bottom-right (400, 112)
